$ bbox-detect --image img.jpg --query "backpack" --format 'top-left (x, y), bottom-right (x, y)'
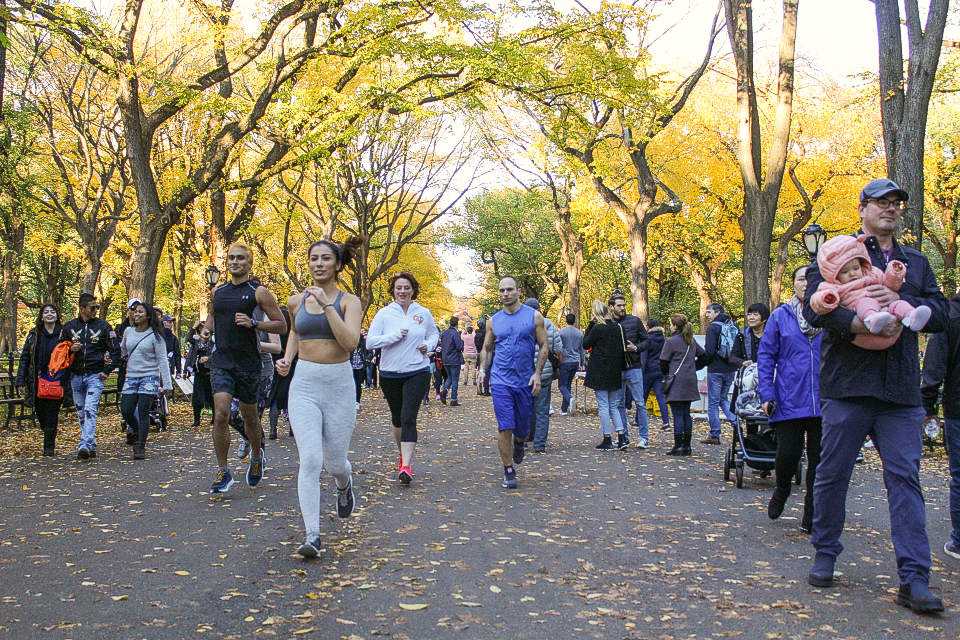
top-left (714, 320), bottom-right (739, 361)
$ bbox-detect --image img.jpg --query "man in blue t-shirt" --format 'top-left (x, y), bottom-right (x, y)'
top-left (477, 277), bottom-right (548, 490)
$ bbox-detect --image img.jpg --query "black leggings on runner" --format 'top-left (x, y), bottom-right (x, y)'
top-left (380, 372), bottom-right (431, 442)
top-left (121, 393), bottom-right (154, 446)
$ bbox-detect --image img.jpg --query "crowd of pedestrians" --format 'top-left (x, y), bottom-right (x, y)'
top-left (10, 176), bottom-right (960, 617)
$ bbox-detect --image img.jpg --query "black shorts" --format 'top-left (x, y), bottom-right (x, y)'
top-left (211, 367), bottom-right (260, 405)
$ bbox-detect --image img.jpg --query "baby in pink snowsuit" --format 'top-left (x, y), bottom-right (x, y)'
top-left (809, 235), bottom-right (931, 350)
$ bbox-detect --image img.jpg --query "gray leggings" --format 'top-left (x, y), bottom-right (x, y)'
top-left (289, 359), bottom-right (356, 538)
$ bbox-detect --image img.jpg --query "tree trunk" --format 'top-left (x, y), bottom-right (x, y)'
top-left (683, 253), bottom-right (713, 330)
top-left (725, 0), bottom-right (798, 310)
top-left (554, 208), bottom-right (584, 320)
top-left (127, 221), bottom-right (168, 305)
top-left (875, 0), bottom-right (949, 245)
top-left (0, 222), bottom-right (23, 352)
top-left (80, 252), bottom-right (102, 295)
top-left (627, 222), bottom-right (649, 322)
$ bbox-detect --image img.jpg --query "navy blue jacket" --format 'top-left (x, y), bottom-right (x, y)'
top-left (757, 303), bottom-right (822, 423)
top-left (643, 328), bottom-right (666, 379)
top-left (439, 327), bottom-right (465, 366)
top-left (615, 314), bottom-right (647, 370)
top-left (802, 234), bottom-right (947, 406)
top-left (704, 314), bottom-right (741, 374)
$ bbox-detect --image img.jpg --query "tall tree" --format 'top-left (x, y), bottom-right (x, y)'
top-left (874, 0), bottom-right (950, 244)
top-left (723, 0), bottom-right (799, 309)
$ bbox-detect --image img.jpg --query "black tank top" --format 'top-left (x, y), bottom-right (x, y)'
top-left (211, 279), bottom-right (261, 371)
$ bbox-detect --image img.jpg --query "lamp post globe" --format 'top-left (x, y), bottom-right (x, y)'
top-left (204, 264), bottom-right (221, 288)
top-left (802, 223), bottom-right (826, 259)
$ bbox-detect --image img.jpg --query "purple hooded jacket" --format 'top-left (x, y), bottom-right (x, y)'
top-left (757, 302), bottom-right (822, 423)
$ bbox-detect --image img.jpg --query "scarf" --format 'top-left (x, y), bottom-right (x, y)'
top-left (788, 296), bottom-right (820, 338)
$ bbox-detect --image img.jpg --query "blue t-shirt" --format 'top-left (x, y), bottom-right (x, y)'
top-left (490, 304), bottom-right (536, 387)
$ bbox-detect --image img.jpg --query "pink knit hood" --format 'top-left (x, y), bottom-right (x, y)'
top-left (816, 235), bottom-right (872, 284)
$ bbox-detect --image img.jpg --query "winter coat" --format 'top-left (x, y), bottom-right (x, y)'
top-left (732, 327), bottom-right (763, 363)
top-left (61, 317), bottom-right (118, 376)
top-left (756, 302), bottom-right (822, 423)
top-left (582, 319), bottom-right (624, 391)
top-left (185, 338), bottom-right (214, 376)
top-left (802, 233), bottom-right (948, 407)
top-left (16, 325), bottom-right (65, 407)
top-left (642, 328), bottom-right (666, 380)
top-left (659, 333), bottom-right (705, 403)
top-left (616, 314), bottom-right (647, 370)
top-left (922, 295), bottom-right (960, 419)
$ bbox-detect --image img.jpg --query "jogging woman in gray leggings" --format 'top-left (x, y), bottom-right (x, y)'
top-left (275, 237), bottom-right (364, 559)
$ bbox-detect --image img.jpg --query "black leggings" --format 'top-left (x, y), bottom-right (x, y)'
top-left (380, 372), bottom-right (431, 443)
top-left (774, 418), bottom-right (822, 499)
top-left (352, 368), bottom-right (365, 403)
top-left (121, 393), bottom-right (154, 446)
top-left (34, 398), bottom-right (62, 450)
top-left (192, 372), bottom-right (212, 425)
top-left (669, 401), bottom-right (692, 436)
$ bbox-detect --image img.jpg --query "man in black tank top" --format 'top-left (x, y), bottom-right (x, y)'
top-left (205, 244), bottom-right (287, 494)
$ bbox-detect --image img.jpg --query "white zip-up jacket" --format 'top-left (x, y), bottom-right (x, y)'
top-left (366, 301), bottom-right (440, 374)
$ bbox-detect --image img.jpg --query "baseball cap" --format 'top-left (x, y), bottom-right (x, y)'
top-left (127, 298), bottom-right (141, 309)
top-left (860, 178), bottom-right (908, 203)
top-left (162, 314), bottom-right (173, 322)
top-left (523, 297), bottom-right (540, 310)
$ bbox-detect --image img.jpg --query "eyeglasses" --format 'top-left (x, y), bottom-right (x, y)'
top-left (864, 198), bottom-right (906, 211)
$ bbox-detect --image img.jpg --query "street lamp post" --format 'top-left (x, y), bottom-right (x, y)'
top-left (204, 264), bottom-right (221, 288)
top-left (802, 223), bottom-right (827, 259)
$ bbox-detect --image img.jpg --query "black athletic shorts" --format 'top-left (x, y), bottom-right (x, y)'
top-left (211, 366), bottom-right (260, 405)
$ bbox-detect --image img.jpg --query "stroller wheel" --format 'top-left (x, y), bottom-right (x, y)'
top-left (735, 461), bottom-right (744, 489)
top-left (723, 448), bottom-right (732, 482)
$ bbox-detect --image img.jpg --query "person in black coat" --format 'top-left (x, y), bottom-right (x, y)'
top-left (184, 325), bottom-right (215, 428)
top-left (642, 319), bottom-right (670, 429)
top-left (16, 305), bottom-right (66, 456)
top-left (583, 300), bottom-right (627, 450)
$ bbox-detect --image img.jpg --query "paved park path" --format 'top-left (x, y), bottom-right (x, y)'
top-left (1, 388), bottom-right (958, 639)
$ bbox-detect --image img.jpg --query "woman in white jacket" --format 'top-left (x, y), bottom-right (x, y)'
top-left (366, 272), bottom-right (439, 485)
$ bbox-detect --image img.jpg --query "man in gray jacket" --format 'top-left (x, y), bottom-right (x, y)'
top-left (525, 298), bottom-right (563, 452)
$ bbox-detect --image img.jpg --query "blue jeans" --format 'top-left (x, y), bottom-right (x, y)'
top-left (557, 362), bottom-right (578, 412)
top-left (643, 373), bottom-right (669, 425)
top-left (707, 371), bottom-right (737, 439)
top-left (619, 368), bottom-right (648, 442)
top-left (441, 364), bottom-right (461, 401)
top-left (532, 379), bottom-right (553, 449)
top-left (812, 398), bottom-right (930, 585)
top-left (945, 418), bottom-right (960, 548)
top-left (365, 363), bottom-right (375, 388)
top-left (71, 373), bottom-right (106, 451)
top-left (595, 388), bottom-right (625, 436)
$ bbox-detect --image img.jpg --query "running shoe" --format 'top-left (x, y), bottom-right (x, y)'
top-left (501, 466), bottom-right (518, 489)
top-left (297, 536), bottom-right (322, 559)
top-left (513, 439), bottom-right (526, 465)
top-left (944, 541), bottom-right (960, 560)
top-left (237, 440), bottom-right (250, 460)
top-left (246, 452), bottom-right (264, 487)
top-left (337, 481), bottom-right (356, 518)
top-left (398, 465), bottom-right (414, 485)
top-left (211, 468), bottom-right (235, 494)
top-left (637, 437), bottom-right (649, 450)
top-left (77, 446), bottom-right (90, 460)
top-left (617, 433), bottom-right (629, 450)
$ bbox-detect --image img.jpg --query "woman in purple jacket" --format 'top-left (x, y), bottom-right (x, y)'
top-left (758, 265), bottom-right (823, 534)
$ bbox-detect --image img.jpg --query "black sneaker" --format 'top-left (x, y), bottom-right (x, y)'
top-left (501, 466), bottom-right (518, 489)
top-left (513, 439), bottom-right (526, 465)
top-left (246, 452), bottom-right (265, 487)
top-left (768, 488), bottom-right (789, 520)
top-left (617, 433), bottom-right (628, 450)
top-left (297, 536), bottom-right (322, 559)
top-left (595, 437), bottom-right (614, 450)
top-left (211, 468), bottom-right (235, 494)
top-left (896, 582), bottom-right (944, 614)
top-left (77, 446), bottom-right (90, 460)
top-left (337, 481), bottom-right (355, 518)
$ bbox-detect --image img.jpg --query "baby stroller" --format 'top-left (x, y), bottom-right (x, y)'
top-left (722, 364), bottom-right (801, 488)
top-left (148, 390), bottom-right (169, 432)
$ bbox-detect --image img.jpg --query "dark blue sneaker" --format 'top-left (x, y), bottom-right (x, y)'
top-left (211, 468), bottom-right (235, 494)
top-left (513, 439), bottom-right (525, 465)
top-left (807, 552), bottom-right (835, 588)
top-left (944, 541), bottom-right (960, 560)
top-left (337, 480), bottom-right (355, 518)
top-left (501, 466), bottom-right (518, 489)
top-left (246, 452), bottom-right (264, 487)
top-left (897, 582), bottom-right (944, 614)
top-left (297, 536), bottom-right (322, 559)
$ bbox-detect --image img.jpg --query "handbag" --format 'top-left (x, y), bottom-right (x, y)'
top-left (36, 374), bottom-right (64, 400)
top-left (663, 344), bottom-right (692, 394)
